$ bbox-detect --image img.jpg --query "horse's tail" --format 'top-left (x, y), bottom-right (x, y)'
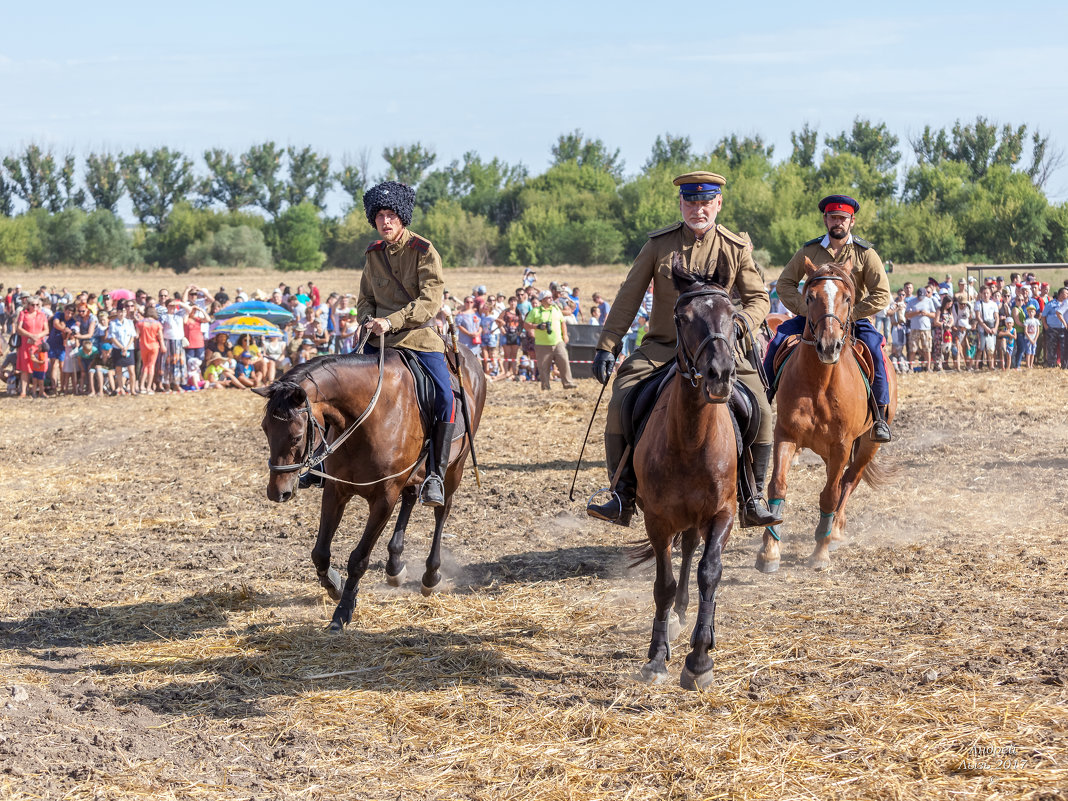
top-left (860, 452), bottom-right (897, 489)
top-left (627, 531), bottom-right (683, 568)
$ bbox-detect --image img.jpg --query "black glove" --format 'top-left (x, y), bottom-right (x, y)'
top-left (592, 350), bottom-right (615, 386)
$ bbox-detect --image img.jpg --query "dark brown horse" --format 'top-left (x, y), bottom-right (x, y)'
top-left (254, 347), bottom-right (486, 633)
top-left (755, 258), bottom-right (895, 572)
top-left (631, 260), bottom-right (738, 690)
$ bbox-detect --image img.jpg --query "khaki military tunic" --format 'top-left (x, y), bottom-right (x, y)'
top-left (599, 221), bottom-right (773, 463)
top-left (357, 228), bottom-right (445, 353)
top-left (777, 235), bottom-right (891, 322)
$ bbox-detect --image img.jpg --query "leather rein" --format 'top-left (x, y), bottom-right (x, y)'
top-left (801, 273), bottom-right (855, 345)
top-left (266, 331), bottom-right (391, 482)
top-left (673, 285), bottom-right (738, 398)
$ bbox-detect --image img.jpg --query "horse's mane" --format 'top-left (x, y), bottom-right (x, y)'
top-left (263, 352), bottom-right (377, 418)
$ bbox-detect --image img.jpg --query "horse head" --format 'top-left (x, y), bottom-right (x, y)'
top-left (803, 257), bottom-right (855, 364)
top-left (670, 252), bottom-right (736, 403)
top-left (253, 379), bottom-right (315, 503)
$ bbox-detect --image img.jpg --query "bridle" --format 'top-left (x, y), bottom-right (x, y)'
top-left (266, 332), bottom-right (386, 480)
top-left (802, 273), bottom-right (854, 345)
top-left (673, 285), bottom-right (736, 397)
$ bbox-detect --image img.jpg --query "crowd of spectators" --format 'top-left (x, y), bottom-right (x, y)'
top-left (5, 267), bottom-right (1063, 400)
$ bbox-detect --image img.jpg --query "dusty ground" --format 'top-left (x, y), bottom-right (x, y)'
top-left (0, 362), bottom-right (1066, 800)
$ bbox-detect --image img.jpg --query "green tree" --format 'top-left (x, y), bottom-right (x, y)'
top-left (382, 142), bottom-right (436, 187)
top-left (324, 209), bottom-right (379, 269)
top-left (0, 215), bottom-right (36, 264)
top-left (273, 202), bottom-right (325, 271)
top-left (0, 170), bottom-right (13, 217)
top-left (450, 152), bottom-right (527, 226)
top-left (31, 208), bottom-right (87, 265)
top-left (418, 199), bottom-right (500, 267)
top-left (247, 141), bottom-right (287, 220)
top-left (85, 152), bottom-right (125, 212)
top-left (58, 155), bottom-right (86, 210)
top-left (790, 123), bottom-right (819, 168)
top-left (334, 149), bottom-right (373, 212)
top-left (185, 224), bottom-right (272, 268)
top-left (712, 134), bottom-right (774, 170)
top-left (201, 148), bottom-right (257, 212)
top-left (122, 147), bottom-right (195, 231)
top-left (825, 117), bottom-right (901, 174)
top-left (551, 130), bottom-right (624, 182)
top-left (82, 210), bottom-right (135, 266)
top-left (3, 145), bottom-right (62, 211)
top-left (642, 133), bottom-right (693, 172)
top-left (287, 146), bottom-right (333, 209)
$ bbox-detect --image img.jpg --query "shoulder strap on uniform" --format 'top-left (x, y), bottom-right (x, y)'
top-left (715, 225), bottom-right (747, 247)
top-left (408, 235), bottom-right (430, 253)
top-left (647, 221), bottom-right (682, 238)
top-left (804, 236), bottom-right (824, 246)
top-left (852, 236), bottom-right (873, 250)
top-left (366, 240), bottom-right (386, 252)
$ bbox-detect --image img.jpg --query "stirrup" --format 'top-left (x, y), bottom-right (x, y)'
top-left (420, 474), bottom-right (445, 507)
top-left (586, 488), bottom-right (634, 527)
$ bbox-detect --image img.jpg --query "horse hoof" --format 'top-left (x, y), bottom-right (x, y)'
top-left (680, 666), bottom-right (715, 691)
top-left (807, 556), bottom-right (831, 570)
top-left (755, 555), bottom-right (780, 574)
top-left (327, 620), bottom-right (344, 635)
top-left (386, 565), bottom-right (408, 587)
top-left (323, 567), bottom-right (343, 601)
top-left (421, 577), bottom-right (449, 596)
top-left (667, 611), bottom-right (682, 642)
top-left (637, 663), bottom-right (670, 684)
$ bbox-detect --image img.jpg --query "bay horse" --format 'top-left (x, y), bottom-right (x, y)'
top-left (254, 346), bottom-right (486, 633)
top-left (631, 258), bottom-right (738, 690)
top-left (755, 258), bottom-right (895, 572)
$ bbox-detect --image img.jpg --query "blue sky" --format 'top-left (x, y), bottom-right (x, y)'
top-left (3, 0), bottom-right (1066, 212)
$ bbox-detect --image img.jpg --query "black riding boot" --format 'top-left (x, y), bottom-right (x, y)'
top-left (870, 403), bottom-right (892, 443)
top-left (739, 443), bottom-right (782, 528)
top-left (298, 441), bottom-right (327, 489)
top-left (420, 420), bottom-right (458, 507)
top-left (587, 479), bottom-right (636, 527)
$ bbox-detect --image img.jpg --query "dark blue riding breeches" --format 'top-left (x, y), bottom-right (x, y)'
top-left (367, 345), bottom-right (455, 422)
top-left (763, 316), bottom-right (890, 406)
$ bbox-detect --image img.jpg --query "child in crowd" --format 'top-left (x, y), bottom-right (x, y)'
top-left (76, 338), bottom-right (100, 396)
top-left (516, 354), bottom-right (535, 382)
top-left (203, 353), bottom-right (229, 388)
top-left (1023, 306), bottom-right (1041, 369)
top-left (28, 341), bottom-right (48, 398)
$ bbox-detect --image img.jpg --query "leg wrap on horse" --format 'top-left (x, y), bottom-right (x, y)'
top-left (690, 597), bottom-right (716, 649)
top-left (765, 498), bottom-right (785, 541)
top-left (815, 510), bottom-right (835, 540)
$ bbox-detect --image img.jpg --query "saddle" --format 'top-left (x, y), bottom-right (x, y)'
top-left (771, 335), bottom-right (875, 394)
top-left (393, 349), bottom-right (466, 438)
top-left (621, 362), bottom-right (758, 463)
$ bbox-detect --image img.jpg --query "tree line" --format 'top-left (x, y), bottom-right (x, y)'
top-left (0, 116), bottom-right (1064, 272)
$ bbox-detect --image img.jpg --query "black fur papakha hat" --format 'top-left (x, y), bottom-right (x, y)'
top-left (363, 181), bottom-right (415, 228)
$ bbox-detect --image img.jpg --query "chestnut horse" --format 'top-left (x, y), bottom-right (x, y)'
top-left (755, 258), bottom-right (895, 572)
top-left (255, 347), bottom-right (486, 633)
top-left (631, 260), bottom-right (738, 690)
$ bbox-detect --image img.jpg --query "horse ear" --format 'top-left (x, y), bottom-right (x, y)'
top-left (803, 257), bottom-right (817, 279)
top-left (250, 385), bottom-right (271, 397)
top-left (287, 385), bottom-right (307, 406)
top-left (671, 252), bottom-right (698, 292)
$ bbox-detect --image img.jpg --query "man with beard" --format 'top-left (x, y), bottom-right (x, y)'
top-left (585, 171), bottom-right (781, 529)
top-left (763, 194), bottom-right (893, 442)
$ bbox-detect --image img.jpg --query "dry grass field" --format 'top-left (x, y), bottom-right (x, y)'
top-left (0, 266), bottom-right (1066, 800)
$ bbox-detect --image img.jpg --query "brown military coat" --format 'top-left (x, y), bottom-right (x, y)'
top-left (357, 227), bottom-right (445, 353)
top-left (598, 222), bottom-right (770, 363)
top-left (777, 235), bottom-right (891, 322)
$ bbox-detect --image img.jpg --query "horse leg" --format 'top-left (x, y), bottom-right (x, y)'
top-left (310, 484), bottom-right (353, 601)
top-left (756, 439), bottom-right (796, 573)
top-left (385, 487), bottom-right (418, 586)
top-left (329, 494), bottom-right (398, 633)
top-left (421, 497), bottom-right (453, 595)
top-left (829, 438), bottom-right (879, 551)
top-left (638, 518), bottom-right (677, 684)
top-left (671, 527), bottom-right (701, 640)
top-left (807, 449), bottom-right (850, 570)
top-left (681, 510), bottom-right (733, 691)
